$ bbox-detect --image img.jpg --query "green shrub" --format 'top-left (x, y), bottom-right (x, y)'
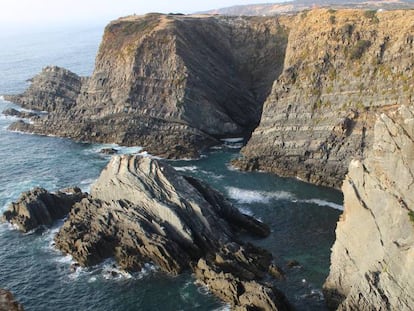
top-left (341, 23), bottom-right (354, 38)
top-left (364, 10), bottom-right (379, 23)
top-left (329, 15), bottom-right (336, 24)
top-left (349, 40), bottom-right (371, 60)
top-left (409, 211), bottom-right (414, 224)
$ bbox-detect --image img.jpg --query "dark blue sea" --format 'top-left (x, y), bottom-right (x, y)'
top-left (0, 24), bottom-right (342, 310)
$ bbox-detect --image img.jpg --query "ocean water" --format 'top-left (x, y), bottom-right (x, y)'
top-left (0, 24), bottom-right (342, 310)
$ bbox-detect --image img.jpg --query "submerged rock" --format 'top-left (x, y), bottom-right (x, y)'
top-left (2, 108), bottom-right (36, 119)
top-left (324, 105), bottom-right (414, 310)
top-left (0, 289), bottom-right (24, 311)
top-left (2, 187), bottom-right (87, 232)
top-left (54, 155), bottom-right (291, 310)
top-left (99, 148), bottom-right (118, 155)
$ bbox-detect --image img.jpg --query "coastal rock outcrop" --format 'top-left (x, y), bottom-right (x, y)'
top-left (2, 187), bottom-right (86, 232)
top-left (2, 108), bottom-right (36, 119)
top-left (5, 14), bottom-right (287, 158)
top-left (5, 66), bottom-right (85, 113)
top-left (54, 155), bottom-right (291, 310)
top-left (323, 105), bottom-right (414, 310)
top-left (0, 289), bottom-right (24, 311)
top-left (236, 9), bottom-right (414, 188)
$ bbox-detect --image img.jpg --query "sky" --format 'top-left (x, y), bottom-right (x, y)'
top-left (0, 0), bottom-right (280, 30)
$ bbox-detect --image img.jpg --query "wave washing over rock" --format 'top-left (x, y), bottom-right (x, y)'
top-left (3, 155), bottom-right (293, 310)
top-left (323, 105), bottom-right (414, 310)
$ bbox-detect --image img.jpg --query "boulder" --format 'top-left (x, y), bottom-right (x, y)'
top-left (99, 148), bottom-right (118, 155)
top-left (2, 187), bottom-right (87, 232)
top-left (0, 289), bottom-right (24, 311)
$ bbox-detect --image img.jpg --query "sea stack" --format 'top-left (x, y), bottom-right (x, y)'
top-left (324, 105), bottom-right (414, 310)
top-left (54, 155), bottom-right (292, 310)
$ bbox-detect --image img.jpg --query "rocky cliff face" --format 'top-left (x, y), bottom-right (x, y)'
top-left (323, 105), bottom-right (414, 310)
top-left (6, 14), bottom-right (287, 159)
top-left (54, 155), bottom-right (292, 310)
top-left (237, 9), bottom-right (414, 188)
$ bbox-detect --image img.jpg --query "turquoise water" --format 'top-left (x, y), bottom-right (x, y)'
top-left (0, 25), bottom-right (342, 310)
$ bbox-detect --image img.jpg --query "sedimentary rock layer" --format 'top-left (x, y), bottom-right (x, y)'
top-left (2, 187), bottom-right (86, 232)
top-left (5, 14), bottom-right (287, 158)
top-left (54, 155), bottom-right (291, 310)
top-left (323, 105), bottom-right (414, 310)
top-left (237, 9), bottom-right (414, 188)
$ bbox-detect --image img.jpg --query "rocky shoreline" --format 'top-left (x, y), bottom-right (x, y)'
top-left (2, 155), bottom-right (293, 310)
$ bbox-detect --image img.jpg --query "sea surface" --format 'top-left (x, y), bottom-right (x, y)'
top-left (0, 24), bottom-right (342, 310)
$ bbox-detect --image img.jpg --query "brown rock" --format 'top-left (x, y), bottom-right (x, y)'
top-left (0, 289), bottom-right (24, 311)
top-left (2, 187), bottom-right (87, 233)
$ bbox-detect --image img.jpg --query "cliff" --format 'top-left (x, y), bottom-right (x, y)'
top-left (236, 9), bottom-right (414, 188)
top-left (323, 105), bottom-right (414, 309)
top-left (6, 14), bottom-right (287, 158)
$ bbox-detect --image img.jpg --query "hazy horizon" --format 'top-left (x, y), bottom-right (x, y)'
top-left (0, 0), bottom-right (284, 33)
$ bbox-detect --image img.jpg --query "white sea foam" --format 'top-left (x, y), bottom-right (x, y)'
top-left (220, 137), bottom-right (244, 143)
top-left (237, 206), bottom-right (254, 216)
top-left (226, 187), bottom-right (295, 204)
top-left (174, 166), bottom-right (198, 172)
top-left (301, 199), bottom-right (343, 211)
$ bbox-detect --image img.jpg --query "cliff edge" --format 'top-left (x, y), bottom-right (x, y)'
top-left (323, 105), bottom-right (414, 310)
top-left (236, 9), bottom-right (414, 188)
top-left (5, 14), bottom-right (287, 159)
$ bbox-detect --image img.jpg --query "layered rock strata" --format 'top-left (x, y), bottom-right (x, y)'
top-left (236, 9), bottom-right (414, 188)
top-left (0, 289), bottom-right (24, 311)
top-left (54, 155), bottom-right (291, 310)
top-left (2, 187), bottom-right (86, 232)
top-left (323, 105), bottom-right (414, 310)
top-left (5, 14), bottom-right (288, 158)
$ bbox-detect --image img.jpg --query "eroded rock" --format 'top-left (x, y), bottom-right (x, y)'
top-left (54, 155), bottom-right (291, 310)
top-left (0, 289), bottom-right (24, 311)
top-left (323, 105), bottom-right (414, 310)
top-left (2, 187), bottom-right (87, 232)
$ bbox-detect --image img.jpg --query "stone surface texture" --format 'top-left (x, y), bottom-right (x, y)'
top-left (0, 289), bottom-right (24, 311)
top-left (5, 14), bottom-right (287, 159)
top-left (54, 155), bottom-right (290, 310)
top-left (2, 187), bottom-right (86, 233)
top-left (323, 105), bottom-right (414, 310)
top-left (237, 9), bottom-right (414, 188)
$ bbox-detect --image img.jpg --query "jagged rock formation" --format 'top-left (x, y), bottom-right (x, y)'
top-left (2, 108), bottom-right (36, 119)
top-left (54, 155), bottom-right (291, 310)
top-left (6, 10), bottom-right (414, 184)
top-left (236, 9), bottom-right (414, 188)
top-left (5, 14), bottom-right (287, 159)
top-left (2, 187), bottom-right (86, 232)
top-left (0, 289), bottom-right (24, 311)
top-left (323, 105), bottom-right (414, 310)
top-left (5, 66), bottom-right (85, 113)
